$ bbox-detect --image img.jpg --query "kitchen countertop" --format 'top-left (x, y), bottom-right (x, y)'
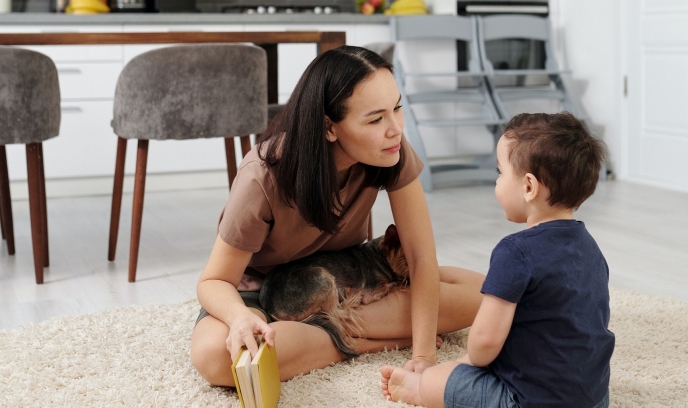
top-left (0, 12), bottom-right (390, 25)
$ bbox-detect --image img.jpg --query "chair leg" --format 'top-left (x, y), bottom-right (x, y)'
top-left (25, 143), bottom-right (44, 284)
top-left (37, 143), bottom-right (49, 267)
top-left (108, 137), bottom-right (127, 261)
top-left (224, 137), bottom-right (238, 191)
top-left (0, 145), bottom-right (16, 255)
top-left (128, 139), bottom-right (148, 283)
top-left (239, 135), bottom-right (251, 158)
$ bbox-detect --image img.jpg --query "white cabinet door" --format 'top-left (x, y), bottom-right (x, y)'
top-left (7, 101), bottom-right (118, 180)
top-left (56, 62), bottom-right (123, 100)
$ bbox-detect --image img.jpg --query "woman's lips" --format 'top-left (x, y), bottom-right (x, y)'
top-left (383, 143), bottom-right (401, 153)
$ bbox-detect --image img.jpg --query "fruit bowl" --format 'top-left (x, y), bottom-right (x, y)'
top-left (356, 0), bottom-right (385, 15)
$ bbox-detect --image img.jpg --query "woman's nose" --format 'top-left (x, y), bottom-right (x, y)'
top-left (387, 114), bottom-right (404, 137)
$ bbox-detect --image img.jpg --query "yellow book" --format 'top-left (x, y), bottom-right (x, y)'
top-left (231, 342), bottom-right (281, 408)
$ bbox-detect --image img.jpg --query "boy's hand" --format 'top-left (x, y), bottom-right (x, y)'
top-left (404, 356), bottom-right (435, 373)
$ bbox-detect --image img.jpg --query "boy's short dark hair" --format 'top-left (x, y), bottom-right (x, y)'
top-left (503, 112), bottom-right (607, 210)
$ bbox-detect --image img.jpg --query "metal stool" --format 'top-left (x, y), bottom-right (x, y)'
top-left (108, 43), bottom-right (267, 282)
top-left (0, 46), bottom-right (61, 284)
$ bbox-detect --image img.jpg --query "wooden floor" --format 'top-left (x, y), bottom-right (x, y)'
top-left (1, 180), bottom-right (687, 331)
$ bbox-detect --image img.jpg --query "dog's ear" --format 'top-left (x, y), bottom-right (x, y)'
top-left (383, 224), bottom-right (401, 249)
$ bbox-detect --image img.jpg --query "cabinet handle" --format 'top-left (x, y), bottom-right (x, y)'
top-left (61, 106), bottom-right (83, 113)
top-left (57, 68), bottom-right (82, 74)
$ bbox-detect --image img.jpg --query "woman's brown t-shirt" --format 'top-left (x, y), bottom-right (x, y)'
top-left (217, 136), bottom-right (423, 286)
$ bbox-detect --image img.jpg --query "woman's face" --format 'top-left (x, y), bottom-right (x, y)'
top-left (326, 69), bottom-right (404, 171)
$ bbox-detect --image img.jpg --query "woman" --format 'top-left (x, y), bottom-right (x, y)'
top-left (190, 46), bottom-right (484, 385)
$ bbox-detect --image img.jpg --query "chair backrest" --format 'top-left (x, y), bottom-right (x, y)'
top-left (112, 44), bottom-right (268, 141)
top-left (391, 15), bottom-right (483, 74)
top-left (0, 46), bottom-right (61, 145)
top-left (478, 15), bottom-right (559, 74)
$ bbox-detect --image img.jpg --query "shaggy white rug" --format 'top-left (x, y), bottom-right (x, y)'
top-left (1, 287), bottom-right (687, 407)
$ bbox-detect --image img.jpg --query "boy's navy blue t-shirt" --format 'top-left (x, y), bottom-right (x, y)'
top-left (481, 220), bottom-right (615, 408)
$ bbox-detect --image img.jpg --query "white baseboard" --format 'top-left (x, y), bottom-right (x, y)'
top-left (8, 170), bottom-right (230, 200)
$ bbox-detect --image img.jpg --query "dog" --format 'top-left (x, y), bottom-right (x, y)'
top-left (259, 224), bottom-right (409, 359)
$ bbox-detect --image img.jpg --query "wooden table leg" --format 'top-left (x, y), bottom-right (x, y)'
top-left (257, 43), bottom-right (278, 105)
top-left (317, 32), bottom-right (347, 54)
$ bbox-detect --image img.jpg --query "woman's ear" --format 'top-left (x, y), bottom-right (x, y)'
top-left (523, 173), bottom-right (540, 203)
top-left (325, 116), bottom-right (337, 143)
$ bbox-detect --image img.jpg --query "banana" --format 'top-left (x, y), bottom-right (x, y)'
top-left (66, 0), bottom-right (110, 14)
top-left (384, 0), bottom-right (427, 15)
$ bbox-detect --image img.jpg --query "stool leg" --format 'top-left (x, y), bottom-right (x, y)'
top-left (37, 143), bottom-right (49, 267)
top-left (128, 139), bottom-right (148, 283)
top-left (224, 137), bottom-right (238, 191)
top-left (26, 143), bottom-right (44, 284)
top-left (108, 137), bottom-right (127, 261)
top-left (0, 145), bottom-right (16, 255)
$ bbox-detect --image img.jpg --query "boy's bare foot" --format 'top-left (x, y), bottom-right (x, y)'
top-left (380, 365), bottom-right (423, 406)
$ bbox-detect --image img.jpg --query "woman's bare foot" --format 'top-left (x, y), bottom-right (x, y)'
top-left (380, 365), bottom-right (424, 406)
top-left (436, 335), bottom-right (443, 348)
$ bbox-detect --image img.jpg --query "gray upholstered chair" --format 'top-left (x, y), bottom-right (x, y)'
top-left (0, 46), bottom-right (61, 284)
top-left (108, 43), bottom-right (268, 282)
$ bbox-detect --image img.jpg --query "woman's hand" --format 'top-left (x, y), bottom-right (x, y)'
top-left (403, 356), bottom-right (436, 373)
top-left (226, 308), bottom-right (276, 362)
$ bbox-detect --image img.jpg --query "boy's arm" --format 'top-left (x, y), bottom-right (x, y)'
top-left (465, 294), bottom-right (516, 367)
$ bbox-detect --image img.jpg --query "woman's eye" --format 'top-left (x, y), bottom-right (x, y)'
top-left (394, 105), bottom-right (403, 111)
top-left (496, 167), bottom-right (501, 175)
top-left (370, 117), bottom-right (382, 124)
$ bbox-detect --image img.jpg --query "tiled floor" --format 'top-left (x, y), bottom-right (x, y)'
top-left (1, 180), bottom-right (687, 331)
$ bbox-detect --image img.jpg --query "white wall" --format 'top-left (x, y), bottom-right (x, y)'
top-left (549, 0), bottom-right (624, 179)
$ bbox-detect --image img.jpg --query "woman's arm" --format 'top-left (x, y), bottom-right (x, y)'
top-left (465, 294), bottom-right (516, 367)
top-left (197, 235), bottom-right (275, 360)
top-left (388, 177), bottom-right (440, 371)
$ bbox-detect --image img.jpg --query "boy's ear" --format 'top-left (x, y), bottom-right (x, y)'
top-left (523, 173), bottom-right (540, 203)
top-left (325, 116), bottom-right (337, 142)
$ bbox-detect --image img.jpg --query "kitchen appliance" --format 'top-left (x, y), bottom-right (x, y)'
top-left (109, 0), bottom-right (196, 12)
top-left (196, 0), bottom-right (355, 14)
top-left (456, 0), bottom-right (548, 16)
top-left (156, 0), bottom-right (196, 12)
top-left (109, 0), bottom-right (155, 12)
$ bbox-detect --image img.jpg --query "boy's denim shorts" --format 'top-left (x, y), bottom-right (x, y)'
top-left (444, 364), bottom-right (610, 408)
top-left (444, 364), bottom-right (519, 408)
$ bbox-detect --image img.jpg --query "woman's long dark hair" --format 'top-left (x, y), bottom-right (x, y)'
top-left (258, 45), bottom-right (405, 235)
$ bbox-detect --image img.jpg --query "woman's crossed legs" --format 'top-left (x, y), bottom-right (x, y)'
top-left (190, 266), bottom-right (484, 386)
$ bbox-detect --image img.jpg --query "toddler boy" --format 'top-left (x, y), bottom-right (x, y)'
top-left (381, 112), bottom-right (615, 408)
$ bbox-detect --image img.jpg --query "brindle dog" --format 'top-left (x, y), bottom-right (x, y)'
top-left (259, 224), bottom-right (409, 359)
